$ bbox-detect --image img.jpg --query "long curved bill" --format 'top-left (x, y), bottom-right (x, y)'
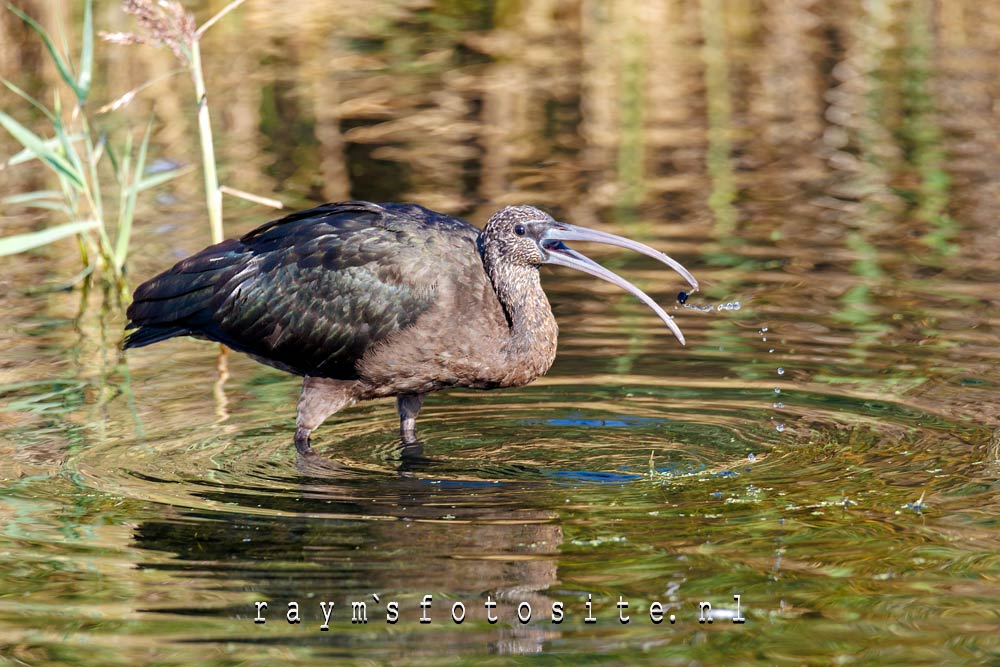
top-left (544, 222), bottom-right (698, 291)
top-left (540, 223), bottom-right (697, 345)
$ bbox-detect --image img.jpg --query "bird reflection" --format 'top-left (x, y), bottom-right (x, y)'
top-left (131, 452), bottom-right (564, 655)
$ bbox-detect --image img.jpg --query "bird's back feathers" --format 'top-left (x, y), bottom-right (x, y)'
top-left (124, 201), bottom-right (482, 379)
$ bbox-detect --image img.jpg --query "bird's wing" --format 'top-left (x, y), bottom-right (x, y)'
top-left (125, 201), bottom-right (481, 378)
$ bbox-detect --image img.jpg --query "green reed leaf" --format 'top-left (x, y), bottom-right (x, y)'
top-left (0, 220), bottom-right (98, 257)
top-left (6, 3), bottom-right (83, 102)
top-left (0, 111), bottom-right (84, 189)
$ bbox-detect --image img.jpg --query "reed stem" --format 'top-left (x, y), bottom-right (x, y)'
top-left (189, 39), bottom-right (223, 244)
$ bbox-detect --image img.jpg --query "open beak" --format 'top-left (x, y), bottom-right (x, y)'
top-left (540, 222), bottom-right (697, 345)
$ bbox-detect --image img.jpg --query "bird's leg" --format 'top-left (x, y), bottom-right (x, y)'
top-left (396, 393), bottom-right (427, 444)
top-left (295, 376), bottom-right (357, 455)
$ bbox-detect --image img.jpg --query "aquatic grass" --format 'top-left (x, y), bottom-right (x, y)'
top-left (103, 0), bottom-right (282, 382)
top-left (1, 0), bottom-right (278, 288)
top-left (106, 0), bottom-right (281, 246)
top-left (0, 0), bottom-right (188, 283)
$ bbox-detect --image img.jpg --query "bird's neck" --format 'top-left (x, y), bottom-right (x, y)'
top-left (484, 259), bottom-right (559, 381)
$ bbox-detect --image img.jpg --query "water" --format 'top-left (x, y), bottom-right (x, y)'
top-left (2, 1), bottom-right (1000, 665)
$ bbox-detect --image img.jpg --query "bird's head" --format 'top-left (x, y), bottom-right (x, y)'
top-left (478, 205), bottom-right (699, 345)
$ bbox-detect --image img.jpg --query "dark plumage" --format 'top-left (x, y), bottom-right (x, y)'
top-left (125, 201), bottom-right (698, 455)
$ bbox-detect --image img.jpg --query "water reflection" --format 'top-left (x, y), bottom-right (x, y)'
top-left (130, 460), bottom-right (563, 654)
top-left (2, 0), bottom-right (1000, 665)
top-left (135, 476), bottom-right (561, 590)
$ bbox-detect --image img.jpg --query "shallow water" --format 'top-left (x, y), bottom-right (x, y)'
top-left (2, 1), bottom-right (999, 665)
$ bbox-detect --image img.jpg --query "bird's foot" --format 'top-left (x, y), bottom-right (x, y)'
top-left (399, 421), bottom-right (426, 457)
top-left (292, 427), bottom-right (351, 475)
top-left (294, 427), bottom-right (314, 456)
top-left (398, 437), bottom-right (424, 459)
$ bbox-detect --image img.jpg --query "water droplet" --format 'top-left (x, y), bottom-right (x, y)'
top-left (777, 367), bottom-right (785, 375)
top-left (747, 453), bottom-right (756, 462)
top-left (677, 291), bottom-right (688, 304)
top-left (773, 401), bottom-right (784, 409)
top-left (768, 348), bottom-right (774, 353)
top-left (760, 327), bottom-right (768, 333)
top-left (762, 337), bottom-right (767, 341)
top-left (775, 423), bottom-right (785, 433)
top-left (774, 387), bottom-right (781, 394)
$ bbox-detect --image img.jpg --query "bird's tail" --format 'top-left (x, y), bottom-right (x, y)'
top-left (123, 238), bottom-right (244, 350)
top-left (122, 324), bottom-right (187, 349)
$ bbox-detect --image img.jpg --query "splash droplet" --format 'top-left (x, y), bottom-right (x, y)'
top-left (775, 423), bottom-right (785, 433)
top-left (777, 367), bottom-right (785, 375)
top-left (773, 401), bottom-right (784, 409)
top-left (748, 453), bottom-right (756, 462)
top-left (774, 387), bottom-right (781, 394)
top-left (677, 291), bottom-right (689, 304)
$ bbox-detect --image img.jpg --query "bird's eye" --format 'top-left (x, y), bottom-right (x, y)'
top-left (514, 224), bottom-right (526, 236)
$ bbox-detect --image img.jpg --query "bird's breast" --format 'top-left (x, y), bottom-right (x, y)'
top-left (354, 285), bottom-right (555, 397)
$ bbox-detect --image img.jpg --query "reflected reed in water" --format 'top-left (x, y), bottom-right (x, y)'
top-left (0, 1), bottom-right (998, 665)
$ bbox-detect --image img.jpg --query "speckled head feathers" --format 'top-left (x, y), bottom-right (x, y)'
top-left (478, 205), bottom-right (555, 267)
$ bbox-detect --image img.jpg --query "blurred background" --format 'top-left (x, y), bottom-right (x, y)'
top-left (3, 0), bottom-right (998, 245)
top-left (1, 1), bottom-right (998, 665)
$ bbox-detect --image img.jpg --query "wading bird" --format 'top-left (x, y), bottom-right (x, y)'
top-left (124, 202), bottom-right (697, 455)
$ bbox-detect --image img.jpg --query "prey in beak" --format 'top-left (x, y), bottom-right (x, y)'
top-left (538, 221), bottom-right (698, 345)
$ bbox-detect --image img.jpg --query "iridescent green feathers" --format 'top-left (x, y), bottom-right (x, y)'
top-left (124, 201), bottom-right (480, 378)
